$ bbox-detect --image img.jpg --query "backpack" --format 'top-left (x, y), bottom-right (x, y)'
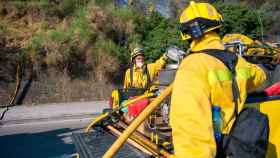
top-left (201, 50), bottom-right (270, 158)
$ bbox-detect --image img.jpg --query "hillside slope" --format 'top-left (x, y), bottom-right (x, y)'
top-left (0, 0), bottom-right (278, 105)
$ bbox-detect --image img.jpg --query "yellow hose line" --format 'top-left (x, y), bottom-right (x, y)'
top-left (131, 131), bottom-right (171, 157)
top-left (9, 62), bottom-right (22, 105)
top-left (85, 113), bottom-right (109, 133)
top-left (129, 133), bottom-right (160, 156)
top-left (85, 93), bottom-right (153, 133)
top-left (75, 154), bottom-right (80, 158)
top-left (102, 84), bottom-right (172, 158)
top-left (122, 93), bottom-right (154, 108)
top-left (117, 121), bottom-right (171, 157)
top-left (107, 125), bottom-right (156, 156)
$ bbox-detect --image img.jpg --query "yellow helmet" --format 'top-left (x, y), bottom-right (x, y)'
top-left (179, 1), bottom-right (223, 40)
top-left (131, 47), bottom-right (144, 62)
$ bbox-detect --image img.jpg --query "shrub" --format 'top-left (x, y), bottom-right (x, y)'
top-left (39, 0), bottom-right (88, 18)
top-left (94, 37), bottom-right (124, 64)
top-left (214, 2), bottom-right (272, 39)
top-left (70, 7), bottom-right (92, 42)
top-left (94, 0), bottom-right (113, 8)
top-left (0, 24), bottom-right (7, 35)
top-left (50, 30), bottom-right (71, 43)
top-left (27, 33), bottom-right (45, 50)
top-left (107, 5), bottom-right (137, 21)
top-left (135, 12), bottom-right (185, 61)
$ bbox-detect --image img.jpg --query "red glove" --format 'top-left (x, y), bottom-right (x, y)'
top-left (265, 82), bottom-right (280, 96)
top-left (128, 96), bottom-right (149, 117)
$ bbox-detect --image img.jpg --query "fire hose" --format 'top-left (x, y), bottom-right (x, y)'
top-left (102, 84), bottom-right (172, 158)
top-left (0, 58), bottom-right (33, 120)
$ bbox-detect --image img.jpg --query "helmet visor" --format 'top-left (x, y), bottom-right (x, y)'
top-left (180, 18), bottom-right (222, 40)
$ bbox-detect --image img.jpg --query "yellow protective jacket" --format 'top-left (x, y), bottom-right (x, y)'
top-left (170, 32), bottom-right (266, 158)
top-left (123, 55), bottom-right (167, 89)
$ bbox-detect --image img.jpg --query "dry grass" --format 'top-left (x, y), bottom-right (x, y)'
top-left (22, 69), bottom-right (117, 105)
top-left (0, 83), bottom-right (16, 105)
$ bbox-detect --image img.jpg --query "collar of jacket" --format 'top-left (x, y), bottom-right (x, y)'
top-left (190, 31), bottom-right (225, 52)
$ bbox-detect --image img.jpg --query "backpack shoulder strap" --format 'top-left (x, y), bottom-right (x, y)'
top-left (202, 49), bottom-right (238, 73)
top-left (130, 64), bottom-right (134, 88)
top-left (144, 64), bottom-right (151, 89)
top-left (202, 49), bottom-right (240, 118)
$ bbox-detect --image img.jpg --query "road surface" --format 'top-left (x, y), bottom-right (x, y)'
top-left (0, 101), bottom-right (108, 158)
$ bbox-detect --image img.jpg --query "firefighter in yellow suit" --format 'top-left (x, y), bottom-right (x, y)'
top-left (110, 46), bottom-right (169, 110)
top-left (123, 46), bottom-right (168, 89)
top-left (170, 1), bottom-right (266, 158)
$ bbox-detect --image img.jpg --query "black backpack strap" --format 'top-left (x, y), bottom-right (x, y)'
top-left (144, 64), bottom-right (151, 89)
top-left (201, 49), bottom-right (239, 122)
top-left (200, 51), bottom-right (270, 158)
top-left (130, 64), bottom-right (134, 88)
top-left (199, 49), bottom-right (240, 157)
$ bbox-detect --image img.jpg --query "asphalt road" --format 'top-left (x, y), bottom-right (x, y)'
top-left (0, 101), bottom-right (108, 158)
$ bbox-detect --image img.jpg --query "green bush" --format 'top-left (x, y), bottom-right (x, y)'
top-left (94, 37), bottom-right (128, 66)
top-left (9, 0), bottom-right (26, 10)
top-left (39, 0), bottom-right (88, 18)
top-left (59, 0), bottom-right (80, 16)
top-left (27, 33), bottom-right (45, 50)
top-left (94, 0), bottom-right (113, 8)
top-left (70, 8), bottom-right (92, 41)
top-left (135, 12), bottom-right (185, 61)
top-left (50, 30), bottom-right (71, 43)
top-left (215, 2), bottom-right (272, 39)
top-left (0, 24), bottom-right (7, 35)
top-left (48, 7), bottom-right (92, 44)
top-left (107, 5), bottom-right (138, 21)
